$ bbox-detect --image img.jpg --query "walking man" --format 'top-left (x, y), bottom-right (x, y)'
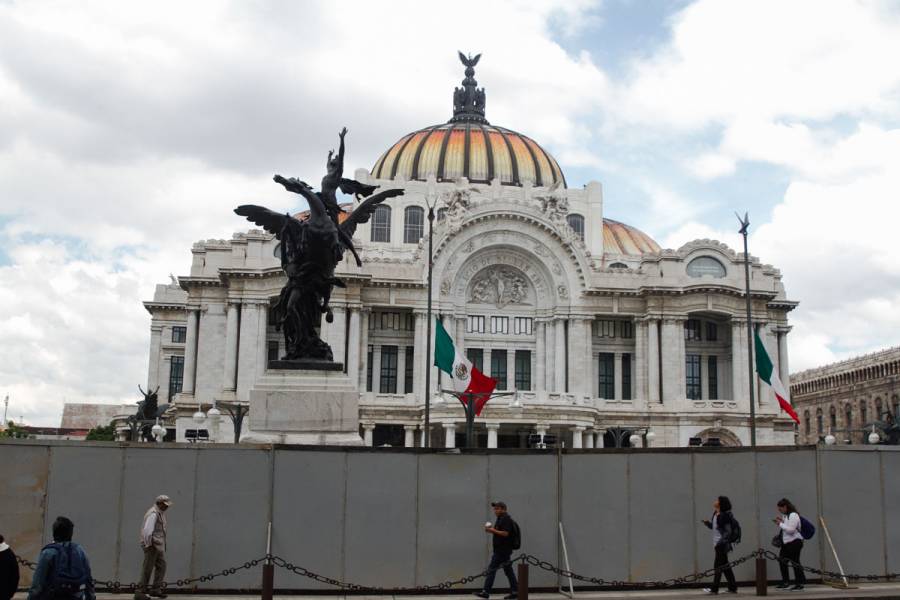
top-left (135, 495), bottom-right (172, 600)
top-left (0, 534), bottom-right (20, 600)
top-left (475, 501), bottom-right (519, 599)
top-left (27, 516), bottom-right (95, 600)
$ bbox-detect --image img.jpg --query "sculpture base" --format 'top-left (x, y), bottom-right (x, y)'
top-left (269, 359), bottom-right (343, 371)
top-left (240, 369), bottom-right (363, 446)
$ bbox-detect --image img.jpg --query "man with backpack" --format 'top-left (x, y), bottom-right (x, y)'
top-left (475, 501), bottom-right (520, 599)
top-left (701, 496), bottom-right (740, 595)
top-left (27, 516), bottom-right (95, 600)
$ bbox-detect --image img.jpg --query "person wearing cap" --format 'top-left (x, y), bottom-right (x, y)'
top-left (135, 495), bottom-right (172, 600)
top-left (475, 501), bottom-right (518, 599)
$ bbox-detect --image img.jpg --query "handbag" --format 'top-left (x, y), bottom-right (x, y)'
top-left (772, 531), bottom-right (783, 548)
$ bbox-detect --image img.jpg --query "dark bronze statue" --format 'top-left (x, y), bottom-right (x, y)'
top-left (235, 129), bottom-right (403, 364)
top-left (129, 385), bottom-right (170, 442)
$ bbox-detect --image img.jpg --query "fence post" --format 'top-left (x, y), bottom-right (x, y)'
top-left (517, 562), bottom-right (529, 600)
top-left (755, 555), bottom-right (767, 596)
top-left (262, 521), bottom-right (274, 600)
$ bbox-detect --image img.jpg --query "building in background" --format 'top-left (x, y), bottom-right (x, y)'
top-left (143, 57), bottom-right (798, 448)
top-left (791, 347), bottom-right (900, 445)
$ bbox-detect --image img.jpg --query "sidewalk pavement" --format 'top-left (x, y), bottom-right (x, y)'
top-left (94, 582), bottom-right (900, 599)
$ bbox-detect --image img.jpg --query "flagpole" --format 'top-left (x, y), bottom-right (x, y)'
top-left (424, 199), bottom-right (435, 448)
top-left (737, 212), bottom-right (757, 448)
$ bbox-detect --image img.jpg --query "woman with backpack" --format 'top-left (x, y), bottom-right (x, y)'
top-left (774, 498), bottom-right (806, 591)
top-left (701, 496), bottom-right (739, 595)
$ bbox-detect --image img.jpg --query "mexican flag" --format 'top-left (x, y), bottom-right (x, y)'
top-left (433, 319), bottom-right (497, 415)
top-left (754, 329), bottom-right (799, 423)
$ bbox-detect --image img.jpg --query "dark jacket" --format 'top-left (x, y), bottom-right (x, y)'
top-left (27, 542), bottom-right (95, 600)
top-left (704, 511), bottom-right (736, 549)
top-left (492, 514), bottom-right (515, 553)
top-left (0, 546), bottom-right (19, 600)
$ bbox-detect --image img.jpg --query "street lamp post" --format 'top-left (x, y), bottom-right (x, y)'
top-left (439, 389), bottom-right (517, 448)
top-left (217, 401), bottom-right (250, 444)
top-left (737, 212), bottom-right (757, 448)
top-left (423, 197), bottom-right (437, 448)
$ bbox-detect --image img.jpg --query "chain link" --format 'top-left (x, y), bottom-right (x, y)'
top-left (760, 549), bottom-right (900, 583)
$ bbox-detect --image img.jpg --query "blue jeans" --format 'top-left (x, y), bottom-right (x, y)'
top-left (483, 550), bottom-right (517, 595)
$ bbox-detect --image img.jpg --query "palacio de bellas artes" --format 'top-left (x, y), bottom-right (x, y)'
top-left (141, 55), bottom-right (796, 449)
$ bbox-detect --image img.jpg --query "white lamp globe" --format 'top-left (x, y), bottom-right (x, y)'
top-left (868, 431), bottom-right (880, 445)
top-left (824, 434), bottom-right (836, 445)
top-left (629, 433), bottom-right (642, 447)
top-left (207, 406), bottom-right (222, 425)
top-left (192, 409), bottom-right (206, 425)
top-left (645, 430), bottom-right (656, 443)
top-left (151, 423), bottom-right (165, 440)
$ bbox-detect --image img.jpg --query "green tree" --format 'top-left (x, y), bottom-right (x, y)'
top-left (85, 423), bottom-right (117, 441)
top-left (1, 421), bottom-right (30, 438)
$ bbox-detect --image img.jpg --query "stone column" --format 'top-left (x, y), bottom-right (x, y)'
top-left (778, 327), bottom-right (791, 388)
top-left (397, 345), bottom-right (407, 395)
top-left (413, 310), bottom-right (425, 399)
top-left (404, 425), bottom-right (416, 448)
top-left (661, 318), bottom-right (685, 404)
top-left (148, 325), bottom-right (163, 391)
top-left (571, 426), bottom-right (584, 448)
top-left (507, 349), bottom-right (516, 390)
top-left (363, 423), bottom-right (375, 446)
top-left (328, 306), bottom-right (347, 365)
top-left (545, 320), bottom-right (556, 392)
top-left (535, 321), bottom-right (546, 392)
top-left (236, 302), bottom-right (262, 401)
top-left (182, 308), bottom-right (200, 395)
top-left (647, 318), bottom-right (660, 404)
top-left (372, 346), bottom-right (382, 394)
top-left (486, 423), bottom-right (499, 449)
top-left (700, 354), bottom-right (709, 401)
top-left (347, 308), bottom-right (361, 386)
top-left (633, 319), bottom-right (646, 404)
top-left (256, 303), bottom-right (268, 375)
top-left (444, 423), bottom-right (457, 448)
top-left (583, 430), bottom-right (595, 449)
top-left (455, 317), bottom-right (466, 354)
top-left (732, 321), bottom-right (746, 407)
top-left (614, 353), bottom-right (623, 401)
top-left (222, 301), bottom-right (240, 392)
top-left (359, 310), bottom-right (370, 391)
top-left (555, 318), bottom-right (567, 392)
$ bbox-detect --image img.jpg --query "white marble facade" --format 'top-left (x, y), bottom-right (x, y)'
top-left (143, 64), bottom-right (798, 448)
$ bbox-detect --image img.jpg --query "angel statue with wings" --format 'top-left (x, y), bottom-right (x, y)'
top-left (235, 129), bottom-right (403, 364)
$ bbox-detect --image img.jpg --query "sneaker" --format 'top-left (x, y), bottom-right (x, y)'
top-left (504, 595), bottom-right (517, 599)
top-left (133, 594), bottom-right (151, 600)
top-left (775, 582), bottom-right (790, 589)
top-left (726, 588), bottom-right (738, 594)
top-left (474, 593), bottom-right (489, 599)
top-left (148, 593), bottom-right (167, 599)
top-left (789, 585), bottom-right (804, 591)
top-left (702, 589), bottom-right (718, 595)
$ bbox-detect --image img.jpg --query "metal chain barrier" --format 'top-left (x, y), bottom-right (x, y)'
top-left (760, 549), bottom-right (900, 583)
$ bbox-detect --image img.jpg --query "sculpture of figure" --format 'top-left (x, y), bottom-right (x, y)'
top-left (132, 385), bottom-right (170, 442)
top-left (235, 132), bottom-right (403, 363)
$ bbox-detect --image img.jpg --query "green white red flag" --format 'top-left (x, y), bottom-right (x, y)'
top-left (754, 329), bottom-right (799, 423)
top-left (433, 319), bottom-right (497, 415)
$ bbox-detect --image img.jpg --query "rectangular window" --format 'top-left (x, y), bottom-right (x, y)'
top-left (622, 353), bottom-right (632, 400)
top-left (686, 354), bottom-right (702, 400)
top-left (596, 320), bottom-right (616, 338)
top-left (491, 350), bottom-right (507, 390)
top-left (404, 346), bottom-right (414, 394)
top-left (514, 317), bottom-right (533, 335)
top-left (379, 345), bottom-right (398, 394)
top-left (706, 322), bottom-right (718, 342)
top-left (168, 356), bottom-right (184, 399)
top-left (708, 356), bottom-right (718, 399)
top-left (467, 348), bottom-right (484, 372)
top-left (467, 315), bottom-right (485, 333)
top-left (267, 340), bottom-right (279, 362)
top-left (515, 350), bottom-right (532, 390)
top-left (403, 313), bottom-right (415, 331)
top-left (171, 326), bottom-right (186, 343)
top-left (619, 321), bottom-right (634, 339)
top-left (490, 316), bottom-right (509, 334)
top-left (366, 345), bottom-right (374, 392)
top-left (685, 319), bottom-right (701, 341)
top-left (373, 312), bottom-right (400, 330)
top-left (598, 353), bottom-right (615, 398)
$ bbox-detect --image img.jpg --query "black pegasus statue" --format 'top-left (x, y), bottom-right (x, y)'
top-left (235, 130), bottom-right (403, 363)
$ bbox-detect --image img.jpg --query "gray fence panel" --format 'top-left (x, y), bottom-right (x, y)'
top-left (628, 452), bottom-right (694, 581)
top-left (819, 449), bottom-right (886, 575)
top-left (44, 446), bottom-right (124, 582)
top-left (344, 452), bottom-right (418, 587)
top-left (416, 453), bottom-right (489, 586)
top-left (692, 451), bottom-right (758, 582)
top-left (487, 453), bottom-right (558, 588)
top-left (560, 453), bottom-right (629, 584)
top-left (271, 450), bottom-right (346, 589)
top-left (0, 442), bottom-right (50, 588)
top-left (755, 450), bottom-right (821, 576)
top-left (882, 451), bottom-right (900, 574)
top-left (117, 447), bottom-right (198, 585)
top-left (193, 448), bottom-right (270, 589)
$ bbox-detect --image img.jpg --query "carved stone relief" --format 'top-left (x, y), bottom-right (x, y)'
top-left (469, 267), bottom-right (529, 308)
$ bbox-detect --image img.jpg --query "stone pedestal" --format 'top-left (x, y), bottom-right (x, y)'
top-left (241, 368), bottom-right (364, 445)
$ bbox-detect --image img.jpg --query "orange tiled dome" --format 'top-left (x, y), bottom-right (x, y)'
top-left (603, 219), bottom-right (660, 255)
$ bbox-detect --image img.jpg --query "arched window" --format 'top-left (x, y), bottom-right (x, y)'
top-left (845, 405), bottom-right (852, 428)
top-left (860, 400), bottom-right (868, 424)
top-left (830, 405), bottom-right (837, 429)
top-left (804, 410), bottom-right (811, 435)
top-left (686, 256), bottom-right (727, 278)
top-left (403, 206), bottom-right (424, 244)
top-left (437, 207), bottom-right (447, 221)
top-left (816, 409), bottom-right (823, 434)
top-left (370, 205), bottom-right (391, 242)
top-left (566, 214), bottom-right (585, 240)
top-left (876, 397), bottom-right (883, 419)
top-left (609, 262), bottom-right (629, 269)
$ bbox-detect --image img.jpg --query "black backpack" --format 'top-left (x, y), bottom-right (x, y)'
top-left (45, 542), bottom-right (90, 597)
top-left (509, 519), bottom-right (522, 550)
top-left (729, 516), bottom-right (742, 545)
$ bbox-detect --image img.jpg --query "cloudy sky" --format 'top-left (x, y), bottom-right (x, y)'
top-left (3, 0), bottom-right (900, 425)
